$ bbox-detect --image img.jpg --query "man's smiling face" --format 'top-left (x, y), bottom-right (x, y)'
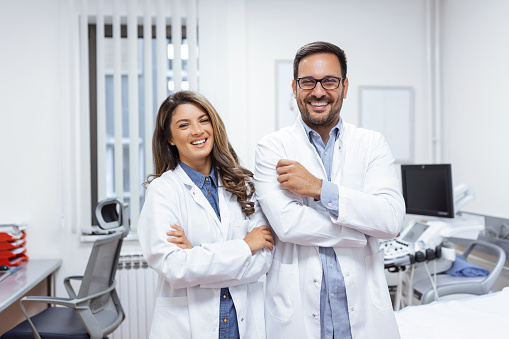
top-left (292, 53), bottom-right (349, 130)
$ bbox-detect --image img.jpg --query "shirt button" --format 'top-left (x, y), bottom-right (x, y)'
top-left (223, 294), bottom-right (227, 299)
top-left (329, 264), bottom-right (333, 268)
top-left (331, 293), bottom-right (335, 298)
top-left (327, 202), bottom-right (332, 207)
top-left (224, 318), bottom-right (227, 323)
top-left (206, 177), bottom-right (209, 181)
top-left (325, 151), bottom-right (328, 155)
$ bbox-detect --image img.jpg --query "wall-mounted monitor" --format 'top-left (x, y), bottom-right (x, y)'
top-left (401, 164), bottom-right (454, 218)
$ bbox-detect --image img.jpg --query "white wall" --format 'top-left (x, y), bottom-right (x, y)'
top-left (200, 0), bottom-right (433, 170)
top-left (441, 0), bottom-right (509, 218)
top-left (0, 0), bottom-right (92, 294)
top-left (1, 0), bottom-right (508, 299)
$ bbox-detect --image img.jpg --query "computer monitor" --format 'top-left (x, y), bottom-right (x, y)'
top-left (401, 164), bottom-right (454, 218)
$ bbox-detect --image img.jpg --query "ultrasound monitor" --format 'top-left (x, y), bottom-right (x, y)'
top-left (401, 164), bottom-right (454, 218)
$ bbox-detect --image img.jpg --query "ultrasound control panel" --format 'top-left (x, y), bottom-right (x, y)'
top-left (381, 221), bottom-right (431, 266)
top-left (382, 239), bottom-right (412, 260)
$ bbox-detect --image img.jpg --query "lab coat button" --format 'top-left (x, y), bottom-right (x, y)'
top-left (350, 307), bottom-right (355, 312)
top-left (312, 313), bottom-right (316, 318)
top-left (345, 272), bottom-right (350, 277)
top-left (313, 278), bottom-right (317, 283)
top-left (241, 318), bottom-right (244, 322)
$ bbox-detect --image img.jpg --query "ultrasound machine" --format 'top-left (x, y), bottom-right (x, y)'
top-left (381, 164), bottom-right (485, 309)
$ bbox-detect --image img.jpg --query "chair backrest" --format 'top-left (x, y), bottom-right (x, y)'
top-left (78, 232), bottom-right (122, 299)
top-left (76, 232), bottom-right (125, 337)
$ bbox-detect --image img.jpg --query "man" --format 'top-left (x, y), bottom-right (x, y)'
top-left (254, 41), bottom-right (405, 339)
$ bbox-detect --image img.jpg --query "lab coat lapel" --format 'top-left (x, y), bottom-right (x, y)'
top-left (331, 123), bottom-right (344, 182)
top-left (293, 121), bottom-right (327, 180)
top-left (217, 176), bottom-right (232, 240)
top-left (175, 165), bottom-right (225, 238)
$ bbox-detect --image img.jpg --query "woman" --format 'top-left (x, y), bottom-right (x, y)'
top-left (137, 91), bottom-right (274, 339)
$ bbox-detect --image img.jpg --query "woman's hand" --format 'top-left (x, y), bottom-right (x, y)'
top-left (167, 224), bottom-right (193, 249)
top-left (243, 225), bottom-right (274, 254)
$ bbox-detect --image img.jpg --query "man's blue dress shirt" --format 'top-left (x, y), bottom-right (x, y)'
top-left (180, 162), bottom-right (240, 339)
top-left (300, 117), bottom-right (353, 339)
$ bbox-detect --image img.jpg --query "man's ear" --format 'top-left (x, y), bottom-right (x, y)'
top-left (292, 79), bottom-right (297, 99)
top-left (342, 78), bottom-right (349, 99)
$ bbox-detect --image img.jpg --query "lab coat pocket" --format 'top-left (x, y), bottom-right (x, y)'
top-left (265, 259), bottom-right (298, 322)
top-left (365, 251), bottom-right (393, 311)
top-left (232, 219), bottom-right (249, 239)
top-left (150, 296), bottom-right (191, 338)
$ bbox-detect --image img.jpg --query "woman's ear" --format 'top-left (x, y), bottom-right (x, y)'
top-left (169, 139), bottom-right (175, 146)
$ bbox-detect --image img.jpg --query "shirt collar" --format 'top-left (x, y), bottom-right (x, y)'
top-left (299, 115), bottom-right (342, 144)
top-left (179, 162), bottom-right (217, 189)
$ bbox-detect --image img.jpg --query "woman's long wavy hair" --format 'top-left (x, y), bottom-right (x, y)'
top-left (146, 91), bottom-right (255, 216)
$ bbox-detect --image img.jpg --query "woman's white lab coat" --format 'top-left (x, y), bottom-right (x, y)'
top-left (254, 120), bottom-right (405, 339)
top-left (138, 165), bottom-right (272, 339)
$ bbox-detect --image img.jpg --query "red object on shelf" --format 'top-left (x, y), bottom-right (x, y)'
top-left (0, 253), bottom-right (29, 266)
top-left (0, 224), bottom-right (28, 266)
top-left (0, 238), bottom-right (26, 250)
top-left (0, 224), bottom-right (26, 242)
top-left (0, 246), bottom-right (26, 258)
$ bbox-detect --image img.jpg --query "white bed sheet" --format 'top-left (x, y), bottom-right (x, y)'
top-left (395, 287), bottom-right (509, 339)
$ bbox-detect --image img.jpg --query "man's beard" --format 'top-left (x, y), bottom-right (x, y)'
top-left (298, 94), bottom-right (343, 129)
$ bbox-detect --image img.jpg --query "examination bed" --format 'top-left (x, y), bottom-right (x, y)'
top-left (395, 287), bottom-right (509, 339)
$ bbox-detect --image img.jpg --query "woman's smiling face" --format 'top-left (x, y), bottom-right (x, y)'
top-left (169, 103), bottom-right (214, 175)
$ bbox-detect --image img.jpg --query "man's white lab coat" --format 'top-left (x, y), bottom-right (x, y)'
top-left (254, 120), bottom-right (405, 339)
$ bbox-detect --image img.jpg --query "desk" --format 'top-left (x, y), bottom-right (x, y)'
top-left (0, 259), bottom-right (61, 334)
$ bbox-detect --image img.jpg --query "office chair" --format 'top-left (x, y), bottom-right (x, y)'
top-left (412, 240), bottom-right (506, 305)
top-left (2, 199), bottom-right (129, 339)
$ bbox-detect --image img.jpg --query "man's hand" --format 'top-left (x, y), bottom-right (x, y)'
top-left (276, 159), bottom-right (322, 200)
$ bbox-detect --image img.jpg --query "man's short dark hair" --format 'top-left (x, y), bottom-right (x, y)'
top-left (293, 41), bottom-right (347, 80)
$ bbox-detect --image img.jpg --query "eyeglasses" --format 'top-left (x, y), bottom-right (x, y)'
top-left (296, 76), bottom-right (343, 90)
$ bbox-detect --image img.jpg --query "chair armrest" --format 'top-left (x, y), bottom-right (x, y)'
top-left (64, 275), bottom-right (83, 298)
top-left (463, 240), bottom-right (506, 292)
top-left (18, 296), bottom-right (80, 339)
top-left (21, 296), bottom-right (77, 309)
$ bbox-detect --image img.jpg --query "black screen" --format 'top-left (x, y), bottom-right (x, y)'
top-left (401, 164), bottom-right (454, 218)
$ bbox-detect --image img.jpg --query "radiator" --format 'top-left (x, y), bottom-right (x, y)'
top-left (111, 254), bottom-right (158, 339)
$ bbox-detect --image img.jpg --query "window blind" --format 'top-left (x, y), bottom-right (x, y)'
top-left (77, 0), bottom-right (198, 233)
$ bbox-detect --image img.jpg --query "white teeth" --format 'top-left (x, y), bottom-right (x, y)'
top-left (311, 102), bottom-right (328, 106)
top-left (191, 139), bottom-right (206, 145)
